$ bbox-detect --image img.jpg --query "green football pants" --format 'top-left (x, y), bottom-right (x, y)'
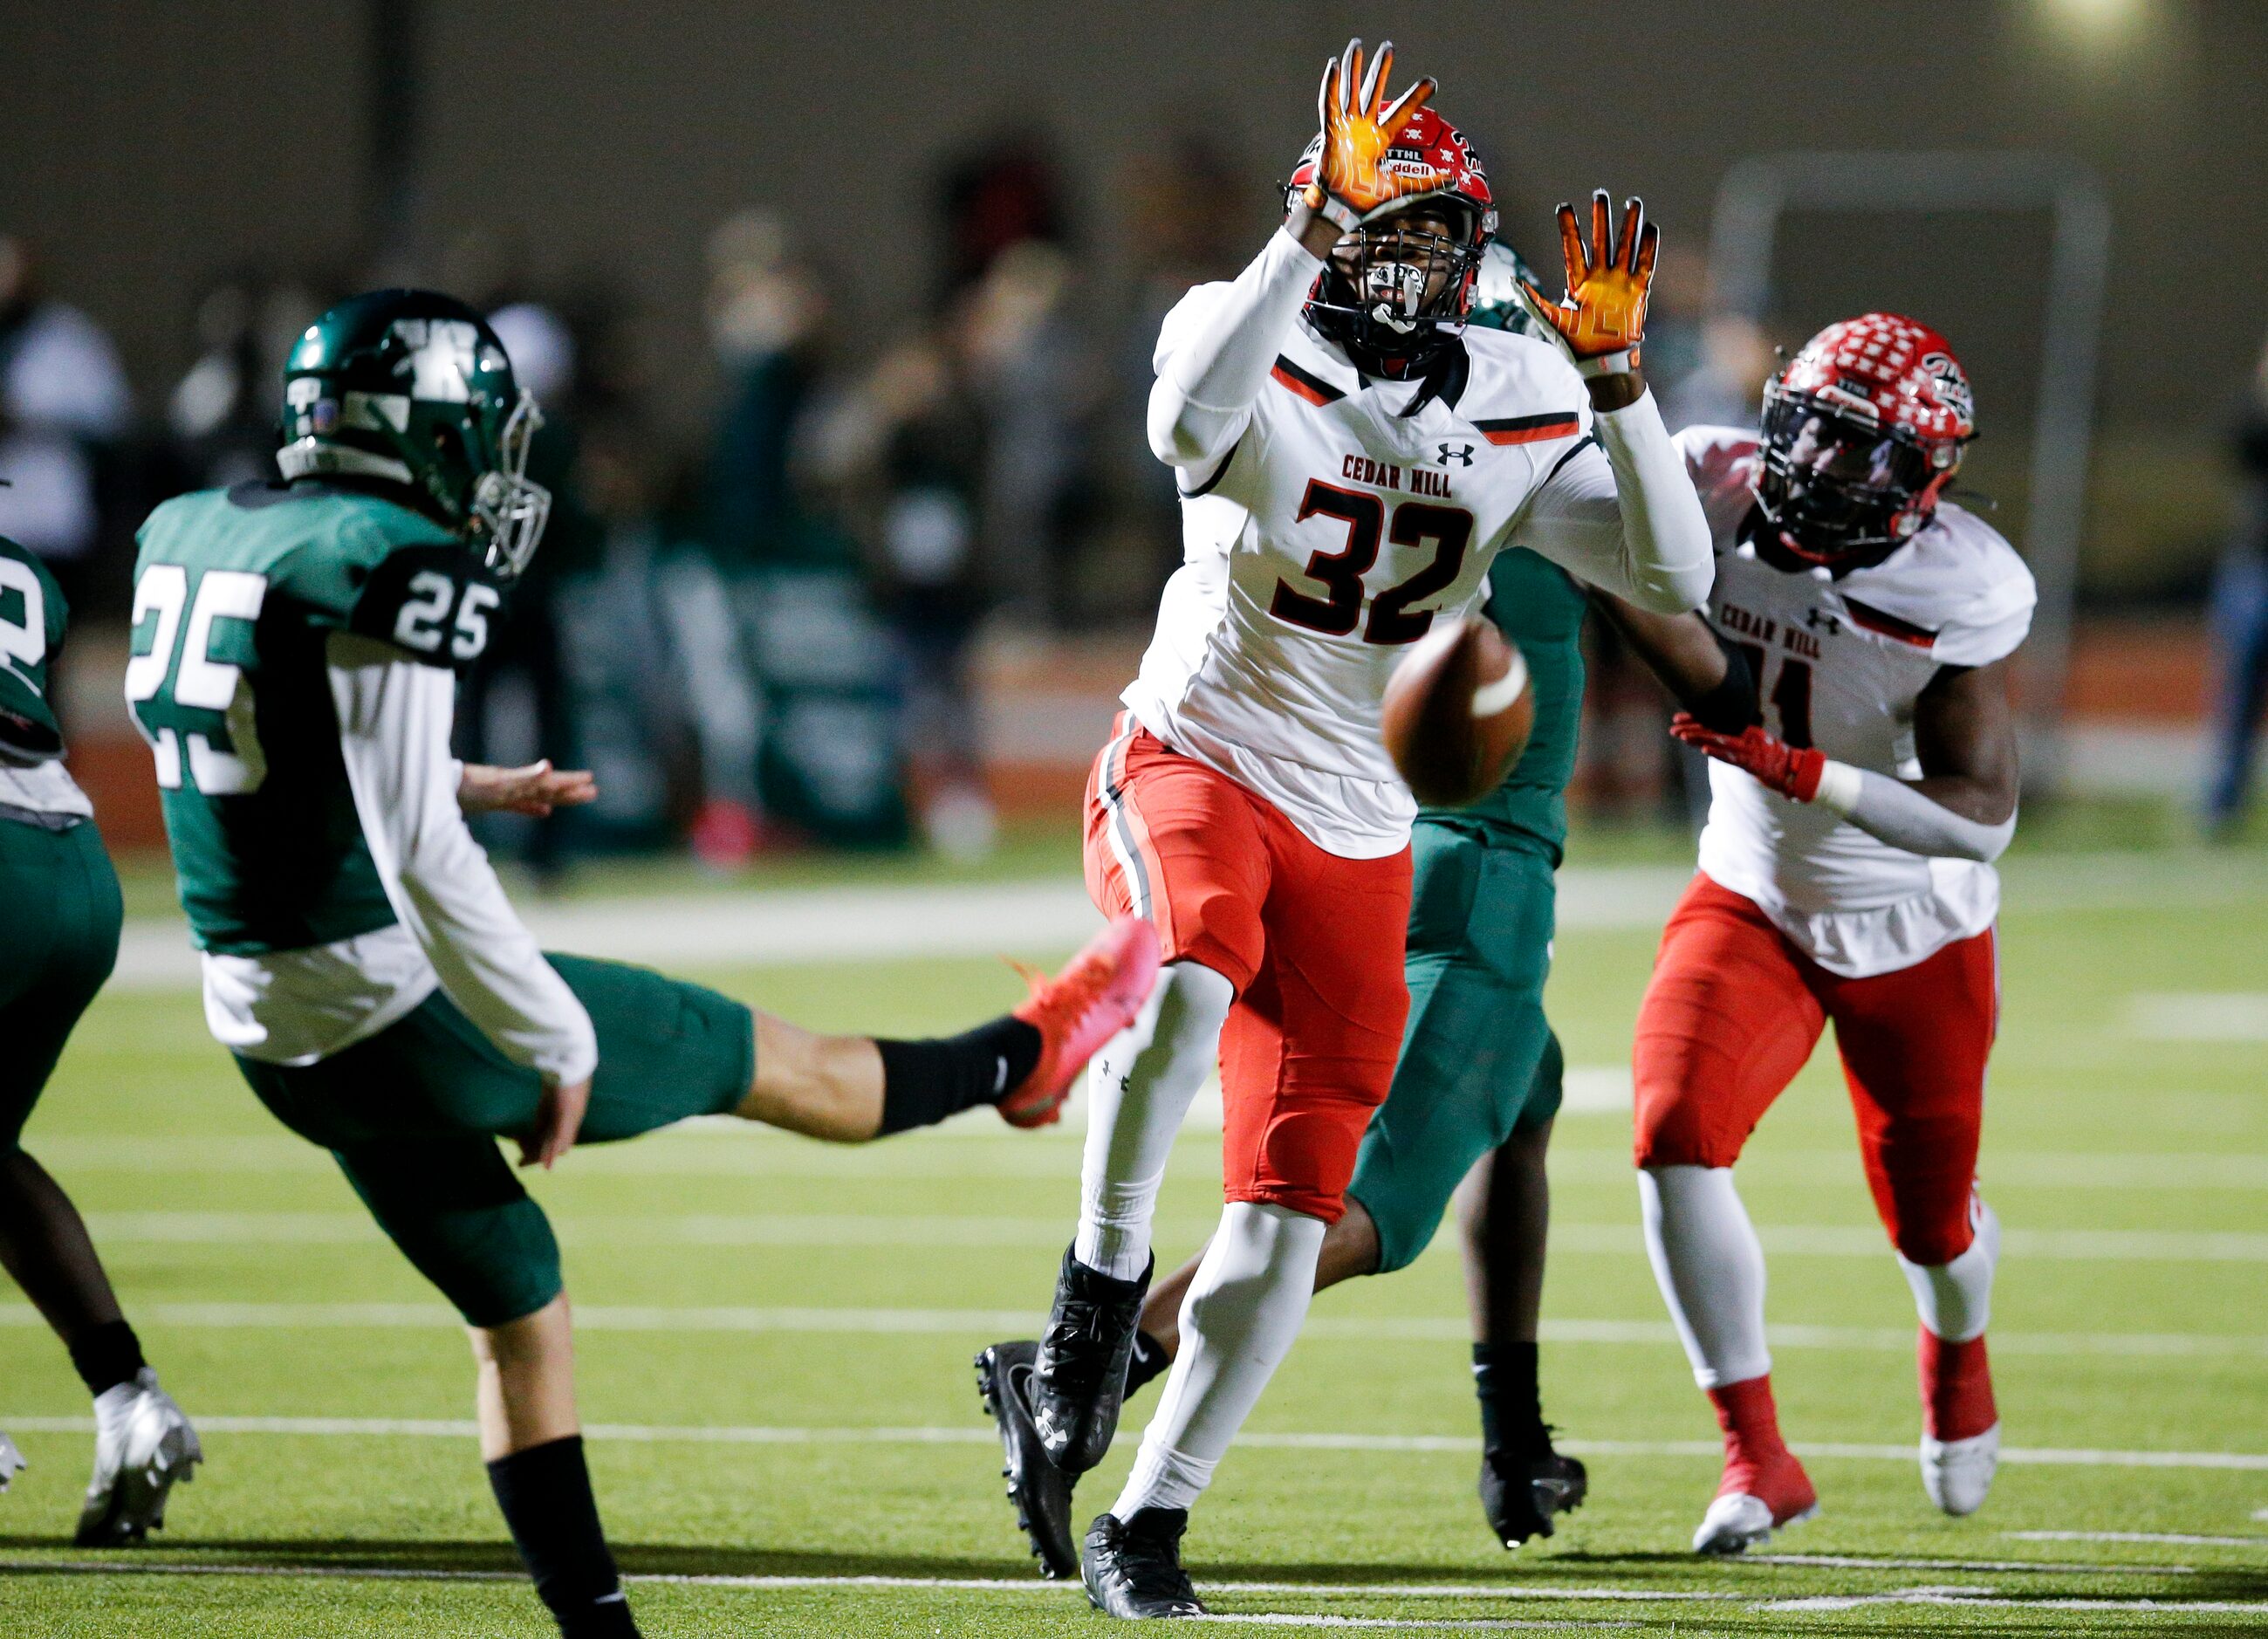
top-left (0, 814), bottom-right (122, 1149)
top-left (1347, 824), bottom-right (1564, 1274)
top-left (235, 953), bottom-right (756, 1327)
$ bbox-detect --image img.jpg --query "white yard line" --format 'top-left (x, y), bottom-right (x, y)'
top-left (2006, 1530), bottom-right (2268, 1548)
top-left (28, 1132), bottom-right (2268, 1193)
top-left (4, 1300), bottom-right (2262, 1361)
top-left (0, 1559), bottom-right (2252, 1622)
top-left (69, 1210), bottom-right (2268, 1265)
top-left (106, 852), bottom-right (2263, 993)
top-left (1748, 1553), bottom-right (2193, 1576)
top-left (2127, 992), bottom-right (2268, 1041)
top-left (6, 1413), bottom-right (2265, 1474)
top-left (4, 1300), bottom-right (2263, 1360)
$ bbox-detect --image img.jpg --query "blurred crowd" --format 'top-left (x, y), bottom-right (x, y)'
top-left (9, 128), bottom-right (1974, 871)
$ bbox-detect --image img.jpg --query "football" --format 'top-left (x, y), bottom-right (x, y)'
top-left (1380, 616), bottom-right (1534, 807)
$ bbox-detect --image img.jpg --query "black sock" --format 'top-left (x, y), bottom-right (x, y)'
top-left (1473, 1341), bottom-right (1548, 1456)
top-left (68, 1320), bottom-right (146, 1398)
top-left (1123, 1329), bottom-right (1171, 1396)
top-left (485, 1435), bottom-right (640, 1638)
top-left (874, 1018), bottom-right (1043, 1135)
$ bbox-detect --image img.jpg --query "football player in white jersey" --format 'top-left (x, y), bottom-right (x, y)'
top-left (1611, 314), bottom-right (2033, 1554)
top-left (1016, 41), bottom-right (1715, 1617)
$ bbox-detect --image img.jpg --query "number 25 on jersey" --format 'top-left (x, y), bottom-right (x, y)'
top-left (126, 565), bottom-right (269, 793)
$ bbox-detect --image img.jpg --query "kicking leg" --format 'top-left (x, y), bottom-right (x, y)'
top-left (1825, 926), bottom-right (2001, 1515)
top-left (1633, 878), bottom-right (1826, 1554)
top-left (737, 915), bottom-right (1160, 1141)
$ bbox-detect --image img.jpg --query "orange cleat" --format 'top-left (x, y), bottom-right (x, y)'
top-left (1000, 917), bottom-right (1161, 1128)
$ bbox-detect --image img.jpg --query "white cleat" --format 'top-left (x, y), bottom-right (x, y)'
top-left (1922, 1420), bottom-right (2000, 1516)
top-left (1693, 1491), bottom-right (1818, 1555)
top-left (0, 1430), bottom-right (24, 1492)
top-left (76, 1368), bottom-right (202, 1546)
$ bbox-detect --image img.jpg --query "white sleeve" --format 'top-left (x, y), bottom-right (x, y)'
top-left (1514, 389), bottom-right (1716, 614)
top-left (1814, 762), bottom-right (2017, 863)
top-left (326, 633), bottom-right (598, 1085)
top-left (1146, 229), bottom-right (1325, 478)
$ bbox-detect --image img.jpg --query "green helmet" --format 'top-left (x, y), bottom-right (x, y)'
top-left (278, 289), bottom-right (552, 578)
top-left (1467, 242), bottom-right (1547, 340)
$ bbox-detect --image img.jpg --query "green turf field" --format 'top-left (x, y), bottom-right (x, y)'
top-left (3, 839), bottom-right (2264, 1635)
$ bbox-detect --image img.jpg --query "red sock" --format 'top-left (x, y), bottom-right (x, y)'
top-left (1919, 1328), bottom-right (1996, 1441)
top-left (1708, 1375), bottom-right (1787, 1493)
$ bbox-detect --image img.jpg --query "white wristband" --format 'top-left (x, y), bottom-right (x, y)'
top-left (1812, 758), bottom-right (1864, 815)
top-left (1576, 349), bottom-right (1635, 379)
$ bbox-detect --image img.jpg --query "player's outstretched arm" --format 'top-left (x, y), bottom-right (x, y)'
top-left (1515, 195), bottom-right (1712, 614)
top-left (327, 634), bottom-right (600, 1151)
top-left (459, 759), bottom-right (597, 818)
top-left (1673, 660), bottom-right (2019, 861)
top-left (1591, 596), bottom-right (1759, 732)
top-left (1148, 39), bottom-right (1446, 479)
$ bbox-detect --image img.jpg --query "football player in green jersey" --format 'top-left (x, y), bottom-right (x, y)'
top-left (129, 290), bottom-right (1160, 1639)
top-left (0, 533), bottom-right (205, 1544)
top-left (979, 246), bottom-right (1758, 1574)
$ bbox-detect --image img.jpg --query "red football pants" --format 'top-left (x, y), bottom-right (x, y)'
top-left (1633, 874), bottom-right (1997, 1266)
top-left (1084, 715), bottom-right (1411, 1223)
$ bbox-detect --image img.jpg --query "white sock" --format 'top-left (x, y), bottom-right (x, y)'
top-left (1640, 1164), bottom-right (1771, 1389)
top-left (1113, 1202), bottom-right (1326, 1517)
top-left (1074, 961), bottom-right (1234, 1282)
top-left (1899, 1192), bottom-right (1998, 1342)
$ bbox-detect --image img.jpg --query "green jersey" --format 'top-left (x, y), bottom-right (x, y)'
top-left (1421, 242), bottom-right (1588, 864)
top-left (1419, 545), bottom-right (1587, 863)
top-left (0, 535), bottom-right (68, 763)
top-left (129, 482), bottom-right (501, 955)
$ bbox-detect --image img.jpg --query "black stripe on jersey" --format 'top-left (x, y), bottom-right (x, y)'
top-left (1541, 433), bottom-right (1599, 485)
top-left (1270, 356), bottom-right (1346, 406)
top-left (1178, 435), bottom-right (1243, 499)
top-left (1473, 411), bottom-right (1583, 446)
top-left (1842, 596), bottom-right (1940, 648)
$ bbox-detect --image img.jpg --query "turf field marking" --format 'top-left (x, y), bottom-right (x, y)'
top-left (2005, 1529), bottom-right (2268, 1547)
top-left (1748, 1552), bottom-right (2194, 1575)
top-left (1759, 1592), bottom-right (2268, 1615)
top-left (7, 1559), bottom-right (2258, 1621)
top-left (72, 1210), bottom-right (2268, 1265)
top-left (2126, 992), bottom-right (2268, 1041)
top-left (9, 1413), bottom-right (2266, 1474)
top-left (32, 1132), bottom-right (2268, 1190)
top-left (9, 1300), bottom-right (2264, 1361)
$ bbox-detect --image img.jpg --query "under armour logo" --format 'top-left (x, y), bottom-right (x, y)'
top-left (1805, 608), bottom-right (1840, 634)
top-left (1437, 442), bottom-right (1475, 466)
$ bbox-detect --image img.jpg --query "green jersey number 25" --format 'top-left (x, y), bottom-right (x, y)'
top-left (126, 564), bottom-right (271, 794)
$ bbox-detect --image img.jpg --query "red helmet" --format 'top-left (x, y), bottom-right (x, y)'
top-left (1286, 106), bottom-right (1497, 367)
top-left (1755, 312), bottom-right (1977, 566)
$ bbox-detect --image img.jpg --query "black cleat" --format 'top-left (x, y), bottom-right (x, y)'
top-left (1031, 1246), bottom-right (1150, 1474)
top-left (975, 1340), bottom-right (1079, 1579)
top-left (1082, 1508), bottom-right (1206, 1619)
top-left (1480, 1439), bottom-right (1588, 1546)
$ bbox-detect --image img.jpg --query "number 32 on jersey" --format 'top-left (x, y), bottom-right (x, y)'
top-left (1271, 478), bottom-right (1473, 646)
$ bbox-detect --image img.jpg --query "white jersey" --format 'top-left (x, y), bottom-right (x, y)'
top-left (1680, 426), bottom-right (2036, 977)
top-left (1129, 230), bottom-right (1714, 858)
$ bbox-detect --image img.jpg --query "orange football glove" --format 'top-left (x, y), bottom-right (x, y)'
top-left (1518, 190), bottom-right (1660, 378)
top-left (1302, 39), bottom-right (1447, 231)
